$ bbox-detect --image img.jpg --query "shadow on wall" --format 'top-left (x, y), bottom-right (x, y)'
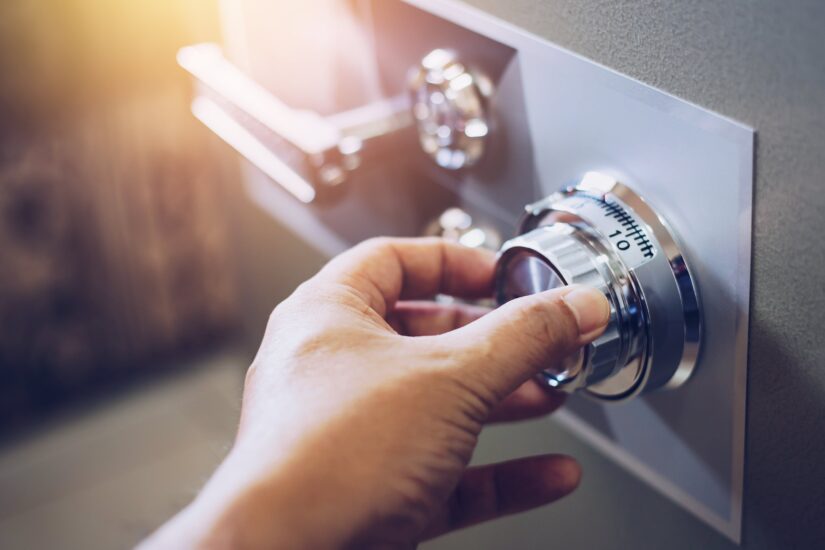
top-left (0, 0), bottom-right (242, 436)
top-left (744, 315), bottom-right (825, 548)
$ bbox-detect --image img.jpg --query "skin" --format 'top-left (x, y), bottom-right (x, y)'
top-left (142, 237), bottom-right (609, 549)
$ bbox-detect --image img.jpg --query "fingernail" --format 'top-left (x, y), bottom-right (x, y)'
top-left (562, 286), bottom-right (610, 335)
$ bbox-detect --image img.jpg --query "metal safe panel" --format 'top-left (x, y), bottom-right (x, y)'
top-left (391, 2), bottom-right (751, 539)
top-left (216, 0), bottom-right (752, 542)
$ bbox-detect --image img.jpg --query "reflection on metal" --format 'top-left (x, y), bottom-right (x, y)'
top-left (178, 43), bottom-right (412, 202)
top-left (425, 207), bottom-right (501, 250)
top-left (409, 49), bottom-right (492, 169)
top-left (191, 97), bottom-right (317, 203)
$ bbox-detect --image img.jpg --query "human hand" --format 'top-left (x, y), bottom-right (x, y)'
top-left (144, 237), bottom-right (609, 549)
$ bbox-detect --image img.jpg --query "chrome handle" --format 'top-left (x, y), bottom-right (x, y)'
top-left (177, 43), bottom-right (412, 203)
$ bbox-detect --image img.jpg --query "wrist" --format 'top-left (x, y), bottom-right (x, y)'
top-left (139, 499), bottom-right (222, 549)
top-left (140, 452), bottom-right (290, 549)
top-left (204, 444), bottom-right (381, 549)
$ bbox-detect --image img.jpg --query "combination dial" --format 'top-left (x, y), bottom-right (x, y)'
top-left (495, 172), bottom-right (701, 401)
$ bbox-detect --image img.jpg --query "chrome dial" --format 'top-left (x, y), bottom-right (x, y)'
top-left (495, 172), bottom-right (701, 401)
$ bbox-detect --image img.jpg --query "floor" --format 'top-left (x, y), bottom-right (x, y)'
top-left (0, 352), bottom-right (245, 549)
top-left (0, 344), bottom-right (719, 550)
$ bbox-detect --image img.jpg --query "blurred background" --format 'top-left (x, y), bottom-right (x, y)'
top-left (1, 0), bottom-right (236, 433)
top-left (0, 1), bottom-right (324, 546)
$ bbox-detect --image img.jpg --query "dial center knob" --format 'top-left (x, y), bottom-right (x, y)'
top-left (494, 172), bottom-right (701, 401)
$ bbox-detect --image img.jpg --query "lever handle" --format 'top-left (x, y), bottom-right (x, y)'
top-left (177, 43), bottom-right (411, 203)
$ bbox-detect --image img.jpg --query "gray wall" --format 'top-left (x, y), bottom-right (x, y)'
top-left (427, 1), bottom-right (825, 548)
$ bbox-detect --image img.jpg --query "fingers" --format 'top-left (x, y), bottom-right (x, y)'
top-left (440, 285), bottom-right (609, 399)
top-left (421, 454), bottom-right (581, 540)
top-left (387, 301), bottom-right (491, 336)
top-left (315, 237), bottom-right (495, 317)
top-left (390, 303), bottom-right (567, 423)
top-left (485, 380), bottom-right (566, 423)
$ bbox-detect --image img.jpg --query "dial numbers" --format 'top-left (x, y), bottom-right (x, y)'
top-left (554, 194), bottom-right (657, 269)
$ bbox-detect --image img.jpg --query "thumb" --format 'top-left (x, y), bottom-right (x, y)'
top-left (443, 285), bottom-right (610, 399)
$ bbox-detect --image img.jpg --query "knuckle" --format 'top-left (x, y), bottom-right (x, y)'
top-left (429, 335), bottom-right (503, 407)
top-left (424, 360), bottom-right (496, 427)
top-left (461, 333), bottom-right (497, 372)
top-left (512, 294), bottom-right (580, 354)
top-left (551, 294), bottom-right (584, 338)
top-left (360, 235), bottom-right (395, 255)
top-left (289, 330), bottom-right (334, 360)
top-left (264, 304), bottom-right (286, 337)
top-left (243, 362), bottom-right (258, 388)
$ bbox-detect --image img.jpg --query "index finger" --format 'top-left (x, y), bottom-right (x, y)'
top-left (314, 237), bottom-right (495, 317)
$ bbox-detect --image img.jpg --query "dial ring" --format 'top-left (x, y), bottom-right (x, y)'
top-left (496, 223), bottom-right (642, 396)
top-left (495, 173), bottom-right (701, 401)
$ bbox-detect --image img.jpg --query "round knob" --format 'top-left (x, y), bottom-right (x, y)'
top-left (495, 172), bottom-right (701, 401)
top-left (409, 49), bottom-right (491, 170)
